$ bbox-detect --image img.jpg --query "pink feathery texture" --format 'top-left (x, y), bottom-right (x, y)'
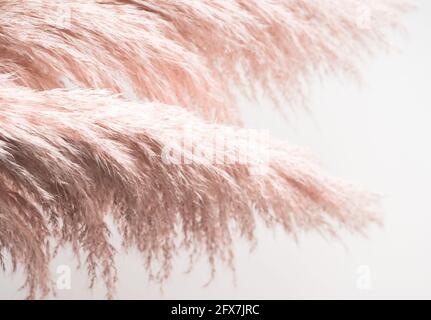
top-left (0, 1), bottom-right (408, 298)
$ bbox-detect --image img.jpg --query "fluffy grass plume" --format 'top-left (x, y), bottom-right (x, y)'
top-left (0, 1), bottom-right (408, 298)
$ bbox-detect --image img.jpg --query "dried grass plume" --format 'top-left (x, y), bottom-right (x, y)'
top-left (0, 0), bottom-right (408, 298)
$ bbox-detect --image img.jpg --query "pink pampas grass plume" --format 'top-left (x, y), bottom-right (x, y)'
top-left (0, 75), bottom-right (378, 298)
top-left (0, 0), bottom-right (409, 298)
top-left (0, 0), bottom-right (407, 122)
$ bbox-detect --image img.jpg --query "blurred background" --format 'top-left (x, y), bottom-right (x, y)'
top-left (1, 1), bottom-right (430, 300)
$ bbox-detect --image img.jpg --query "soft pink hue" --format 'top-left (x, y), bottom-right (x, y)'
top-left (0, 1), bottom-right (408, 298)
top-left (0, 0), bottom-right (407, 122)
top-left (0, 75), bottom-right (379, 298)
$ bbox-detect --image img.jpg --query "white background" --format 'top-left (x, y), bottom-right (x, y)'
top-left (1, 1), bottom-right (430, 299)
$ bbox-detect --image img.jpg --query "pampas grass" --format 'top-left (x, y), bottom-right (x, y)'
top-left (0, 76), bottom-right (379, 298)
top-left (0, 1), bottom-right (407, 298)
top-left (0, 0), bottom-right (407, 122)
